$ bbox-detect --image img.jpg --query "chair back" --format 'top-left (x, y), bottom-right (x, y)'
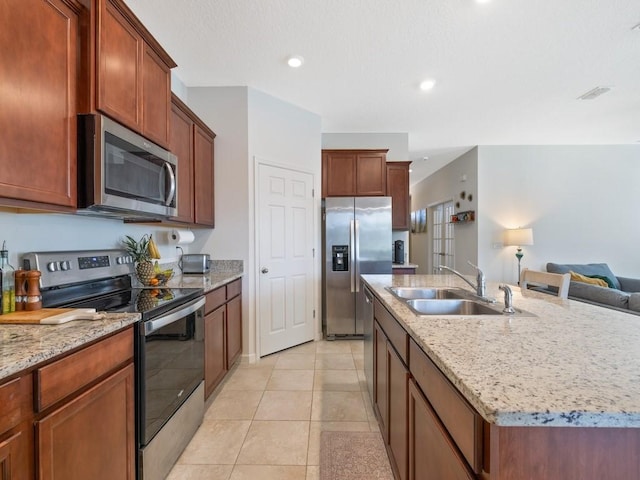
top-left (520, 268), bottom-right (570, 299)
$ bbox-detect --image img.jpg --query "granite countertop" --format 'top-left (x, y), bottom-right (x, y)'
top-left (0, 313), bottom-right (140, 382)
top-left (0, 260), bottom-right (244, 384)
top-left (362, 273), bottom-right (640, 428)
top-left (164, 260), bottom-right (243, 293)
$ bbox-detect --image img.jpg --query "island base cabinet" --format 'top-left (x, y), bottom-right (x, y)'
top-left (36, 364), bottom-right (135, 480)
top-left (408, 379), bottom-right (475, 480)
top-left (486, 423), bottom-right (640, 480)
top-left (388, 343), bottom-right (408, 480)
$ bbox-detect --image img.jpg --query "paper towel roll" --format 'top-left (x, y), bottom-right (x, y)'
top-left (169, 229), bottom-right (195, 245)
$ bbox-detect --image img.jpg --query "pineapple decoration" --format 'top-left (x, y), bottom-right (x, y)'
top-left (122, 234), bottom-right (161, 286)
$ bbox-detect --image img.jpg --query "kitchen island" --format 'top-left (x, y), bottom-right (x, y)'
top-left (362, 273), bottom-right (640, 480)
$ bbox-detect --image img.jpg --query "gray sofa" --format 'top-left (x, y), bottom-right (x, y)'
top-left (545, 262), bottom-right (640, 314)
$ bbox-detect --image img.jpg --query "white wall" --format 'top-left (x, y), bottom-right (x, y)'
top-left (187, 86), bottom-right (322, 360)
top-left (322, 133), bottom-right (409, 161)
top-left (478, 145), bottom-right (640, 283)
top-left (409, 148), bottom-right (479, 275)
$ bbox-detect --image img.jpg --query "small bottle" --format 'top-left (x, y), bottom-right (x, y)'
top-left (0, 242), bottom-right (15, 314)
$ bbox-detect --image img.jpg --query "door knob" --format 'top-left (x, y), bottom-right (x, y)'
top-left (261, 268), bottom-right (269, 274)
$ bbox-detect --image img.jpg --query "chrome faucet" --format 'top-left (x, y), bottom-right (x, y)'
top-left (438, 261), bottom-right (486, 298)
top-left (499, 284), bottom-right (516, 314)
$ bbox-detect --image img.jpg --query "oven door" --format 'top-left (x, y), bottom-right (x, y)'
top-left (137, 296), bottom-right (205, 447)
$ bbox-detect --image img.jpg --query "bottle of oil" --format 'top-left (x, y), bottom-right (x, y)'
top-left (0, 241), bottom-right (15, 314)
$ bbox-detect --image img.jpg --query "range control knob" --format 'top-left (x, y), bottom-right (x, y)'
top-left (47, 262), bottom-right (58, 272)
top-left (60, 261), bottom-right (71, 271)
top-left (116, 257), bottom-right (123, 265)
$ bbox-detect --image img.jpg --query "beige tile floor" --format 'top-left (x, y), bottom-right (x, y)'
top-left (167, 339), bottom-right (383, 480)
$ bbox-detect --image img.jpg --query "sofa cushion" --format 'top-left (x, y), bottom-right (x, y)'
top-left (569, 271), bottom-right (609, 288)
top-left (547, 263), bottom-right (621, 290)
top-left (629, 294), bottom-right (640, 313)
top-left (568, 281), bottom-right (630, 309)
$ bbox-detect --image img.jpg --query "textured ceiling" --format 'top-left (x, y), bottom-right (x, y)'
top-left (125, 0), bottom-right (640, 184)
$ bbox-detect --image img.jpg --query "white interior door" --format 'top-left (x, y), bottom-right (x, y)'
top-left (258, 163), bottom-right (315, 356)
top-left (431, 200), bottom-right (455, 272)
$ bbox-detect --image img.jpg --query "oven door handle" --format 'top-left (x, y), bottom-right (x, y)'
top-left (144, 296), bottom-right (206, 336)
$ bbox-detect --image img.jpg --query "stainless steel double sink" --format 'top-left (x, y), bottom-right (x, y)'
top-left (387, 287), bottom-right (533, 317)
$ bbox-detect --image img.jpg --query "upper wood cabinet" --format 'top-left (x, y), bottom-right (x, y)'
top-left (0, 0), bottom-right (81, 211)
top-left (322, 149), bottom-right (388, 197)
top-left (386, 162), bottom-right (411, 230)
top-left (169, 93), bottom-right (216, 227)
top-left (80, 0), bottom-right (176, 148)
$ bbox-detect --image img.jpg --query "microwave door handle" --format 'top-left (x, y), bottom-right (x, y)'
top-left (163, 162), bottom-right (176, 206)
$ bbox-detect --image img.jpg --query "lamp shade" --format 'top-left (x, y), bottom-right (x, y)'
top-left (503, 228), bottom-right (534, 247)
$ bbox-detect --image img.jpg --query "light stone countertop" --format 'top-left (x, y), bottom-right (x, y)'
top-left (0, 313), bottom-right (139, 382)
top-left (0, 262), bottom-right (243, 383)
top-left (362, 274), bottom-right (640, 428)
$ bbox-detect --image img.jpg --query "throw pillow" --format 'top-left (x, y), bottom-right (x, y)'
top-left (569, 271), bottom-right (608, 288)
top-left (586, 274), bottom-right (616, 289)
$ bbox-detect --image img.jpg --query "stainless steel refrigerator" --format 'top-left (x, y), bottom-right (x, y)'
top-left (322, 197), bottom-right (392, 338)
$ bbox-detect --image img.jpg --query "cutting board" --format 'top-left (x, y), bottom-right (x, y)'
top-left (0, 308), bottom-right (106, 325)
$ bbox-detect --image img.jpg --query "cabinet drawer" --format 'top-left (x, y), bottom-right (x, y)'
top-left (0, 376), bottom-right (30, 434)
top-left (374, 298), bottom-right (407, 363)
top-left (409, 339), bottom-right (482, 473)
top-left (35, 328), bottom-right (133, 412)
top-left (227, 278), bottom-right (242, 299)
top-left (205, 286), bottom-right (226, 313)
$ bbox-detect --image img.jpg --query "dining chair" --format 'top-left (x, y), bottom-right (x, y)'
top-left (520, 268), bottom-right (570, 299)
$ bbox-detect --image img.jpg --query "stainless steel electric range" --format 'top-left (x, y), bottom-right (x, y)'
top-left (22, 249), bottom-right (206, 480)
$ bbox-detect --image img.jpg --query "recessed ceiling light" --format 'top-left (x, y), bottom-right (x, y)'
top-left (287, 55), bottom-right (304, 68)
top-left (420, 79), bottom-right (436, 91)
top-left (409, 169), bottom-right (413, 173)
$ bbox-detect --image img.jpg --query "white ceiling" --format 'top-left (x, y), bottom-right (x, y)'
top-left (125, 0), bottom-right (640, 185)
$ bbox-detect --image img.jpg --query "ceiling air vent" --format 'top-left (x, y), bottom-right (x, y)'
top-left (577, 86), bottom-right (611, 100)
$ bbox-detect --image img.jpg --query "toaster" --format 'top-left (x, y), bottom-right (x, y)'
top-left (181, 254), bottom-right (211, 274)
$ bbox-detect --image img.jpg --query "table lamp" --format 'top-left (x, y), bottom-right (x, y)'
top-left (504, 227), bottom-right (534, 284)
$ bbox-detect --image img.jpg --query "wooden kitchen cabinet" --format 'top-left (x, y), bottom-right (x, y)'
top-left (204, 278), bottom-right (242, 398)
top-left (0, 0), bottom-right (80, 211)
top-left (81, 0), bottom-right (176, 148)
top-left (386, 162), bottom-right (411, 230)
top-left (408, 379), bottom-right (475, 480)
top-left (0, 376), bottom-right (33, 480)
top-left (169, 93), bottom-right (216, 227)
top-left (35, 327), bottom-right (135, 480)
top-left (36, 364), bottom-right (135, 480)
top-left (373, 298), bottom-right (409, 480)
top-left (322, 149), bottom-right (388, 197)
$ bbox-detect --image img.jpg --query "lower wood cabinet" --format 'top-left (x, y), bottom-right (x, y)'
top-left (408, 379), bottom-right (474, 480)
top-left (36, 364), bottom-right (135, 480)
top-left (204, 278), bottom-right (243, 398)
top-left (204, 305), bottom-right (227, 399)
top-left (0, 375), bottom-right (32, 480)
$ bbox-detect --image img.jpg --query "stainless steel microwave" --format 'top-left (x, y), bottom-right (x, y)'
top-left (77, 114), bottom-right (177, 219)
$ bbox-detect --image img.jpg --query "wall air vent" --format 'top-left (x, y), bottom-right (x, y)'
top-left (577, 86), bottom-right (612, 100)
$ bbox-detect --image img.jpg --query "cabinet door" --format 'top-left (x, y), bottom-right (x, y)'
top-left (0, 0), bottom-right (78, 209)
top-left (388, 343), bottom-right (409, 480)
top-left (142, 44), bottom-right (171, 148)
top-left (0, 429), bottom-right (30, 480)
top-left (193, 124), bottom-right (215, 226)
top-left (169, 98), bottom-right (195, 223)
top-left (98, 0), bottom-right (142, 130)
top-left (226, 294), bottom-right (242, 368)
top-left (373, 321), bottom-right (388, 440)
top-left (356, 152), bottom-right (386, 196)
top-left (325, 152), bottom-right (357, 196)
top-left (386, 162), bottom-right (411, 230)
top-left (205, 305), bottom-right (226, 398)
top-left (37, 364), bottom-right (135, 480)
top-left (408, 380), bottom-right (474, 480)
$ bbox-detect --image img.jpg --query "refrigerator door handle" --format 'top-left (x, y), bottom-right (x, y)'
top-left (350, 219), bottom-right (356, 293)
top-left (354, 219), bottom-right (360, 292)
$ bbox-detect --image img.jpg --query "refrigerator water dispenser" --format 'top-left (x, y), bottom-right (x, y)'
top-left (332, 245), bottom-right (349, 271)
